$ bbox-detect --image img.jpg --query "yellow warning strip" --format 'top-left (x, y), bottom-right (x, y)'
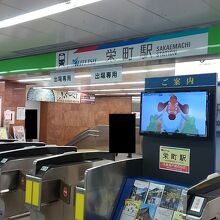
top-left (32, 181), bottom-right (40, 207)
top-left (25, 180), bottom-right (32, 204)
top-left (75, 192), bottom-right (85, 220)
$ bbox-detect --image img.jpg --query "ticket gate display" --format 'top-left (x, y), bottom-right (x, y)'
top-left (25, 151), bottom-right (115, 220)
top-left (0, 146), bottom-right (77, 219)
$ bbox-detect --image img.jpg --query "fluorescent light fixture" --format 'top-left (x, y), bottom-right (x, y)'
top-left (95, 92), bottom-right (140, 96)
top-left (18, 77), bottom-right (51, 82)
top-left (122, 67), bottom-right (175, 74)
top-left (73, 67), bottom-right (175, 78)
top-left (0, 0), bottom-right (103, 28)
top-left (9, 68), bottom-right (39, 73)
top-left (0, 71), bottom-right (8, 74)
top-left (74, 88), bottom-right (144, 92)
top-left (34, 81), bottom-right (145, 89)
top-left (75, 74), bottom-right (91, 78)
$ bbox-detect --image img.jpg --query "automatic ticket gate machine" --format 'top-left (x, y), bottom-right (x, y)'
top-left (25, 151), bottom-right (115, 220)
top-left (0, 146), bottom-right (77, 219)
top-left (77, 160), bottom-right (220, 220)
top-left (76, 158), bottom-right (143, 220)
top-left (186, 173), bottom-right (220, 220)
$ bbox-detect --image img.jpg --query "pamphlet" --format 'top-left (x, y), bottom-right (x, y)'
top-left (160, 185), bottom-right (182, 211)
top-left (120, 199), bottom-right (141, 220)
top-left (130, 180), bottom-right (150, 202)
top-left (172, 211), bottom-right (184, 220)
top-left (145, 182), bottom-right (165, 205)
top-left (136, 203), bottom-right (157, 220)
top-left (154, 207), bottom-right (174, 220)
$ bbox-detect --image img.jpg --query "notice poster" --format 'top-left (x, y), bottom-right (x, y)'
top-left (120, 199), bottom-right (141, 220)
top-left (0, 127), bottom-right (7, 139)
top-left (13, 126), bottom-right (25, 141)
top-left (130, 180), bottom-right (150, 202)
top-left (145, 183), bottom-right (165, 206)
top-left (154, 207), bottom-right (174, 220)
top-left (159, 146), bottom-right (190, 174)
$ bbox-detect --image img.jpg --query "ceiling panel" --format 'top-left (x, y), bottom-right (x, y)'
top-left (20, 19), bottom-right (104, 44)
top-left (81, 0), bottom-right (178, 35)
top-left (49, 7), bottom-right (139, 40)
top-left (0, 3), bottom-right (24, 20)
top-left (128, 0), bottom-right (220, 27)
top-left (203, 0), bottom-right (220, 12)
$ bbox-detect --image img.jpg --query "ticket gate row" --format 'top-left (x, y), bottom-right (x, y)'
top-left (0, 145), bottom-right (77, 219)
top-left (25, 151), bottom-right (115, 220)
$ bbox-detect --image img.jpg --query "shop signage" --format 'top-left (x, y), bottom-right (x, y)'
top-left (80, 92), bottom-right (95, 104)
top-left (54, 91), bottom-right (81, 103)
top-left (159, 146), bottom-right (190, 174)
top-left (50, 71), bottom-right (74, 86)
top-left (56, 28), bottom-right (208, 69)
top-left (27, 88), bottom-right (95, 104)
top-left (91, 66), bottom-right (122, 83)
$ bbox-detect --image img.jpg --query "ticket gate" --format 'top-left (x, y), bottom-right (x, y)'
top-left (76, 158), bottom-right (143, 220)
top-left (0, 146), bottom-right (77, 219)
top-left (25, 151), bottom-right (115, 220)
top-left (186, 173), bottom-right (220, 220)
top-left (0, 142), bottom-right (45, 152)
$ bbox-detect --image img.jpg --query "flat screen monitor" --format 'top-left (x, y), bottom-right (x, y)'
top-left (140, 90), bottom-right (209, 138)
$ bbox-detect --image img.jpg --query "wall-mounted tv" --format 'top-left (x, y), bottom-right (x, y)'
top-left (140, 90), bottom-right (209, 138)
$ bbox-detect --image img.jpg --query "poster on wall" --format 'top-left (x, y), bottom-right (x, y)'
top-left (4, 110), bottom-right (15, 125)
top-left (13, 126), bottom-right (25, 141)
top-left (0, 127), bottom-right (8, 139)
top-left (16, 107), bottom-right (25, 120)
top-left (159, 146), bottom-right (190, 174)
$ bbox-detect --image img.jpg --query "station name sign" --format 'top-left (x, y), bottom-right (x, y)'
top-left (56, 28), bottom-right (208, 69)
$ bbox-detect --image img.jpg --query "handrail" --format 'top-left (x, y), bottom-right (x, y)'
top-left (65, 128), bottom-right (100, 146)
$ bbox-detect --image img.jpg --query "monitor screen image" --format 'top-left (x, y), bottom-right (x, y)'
top-left (140, 91), bottom-right (208, 138)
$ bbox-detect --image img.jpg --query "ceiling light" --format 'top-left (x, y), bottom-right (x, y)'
top-left (9, 68), bottom-right (39, 73)
top-left (18, 77), bottom-right (51, 82)
top-left (95, 92), bottom-right (141, 96)
top-left (122, 67), bottom-right (174, 74)
top-left (34, 81), bottom-right (145, 89)
top-left (75, 88), bottom-right (144, 92)
top-left (73, 67), bottom-right (175, 78)
top-left (75, 74), bottom-right (91, 78)
top-left (0, 0), bottom-right (103, 28)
